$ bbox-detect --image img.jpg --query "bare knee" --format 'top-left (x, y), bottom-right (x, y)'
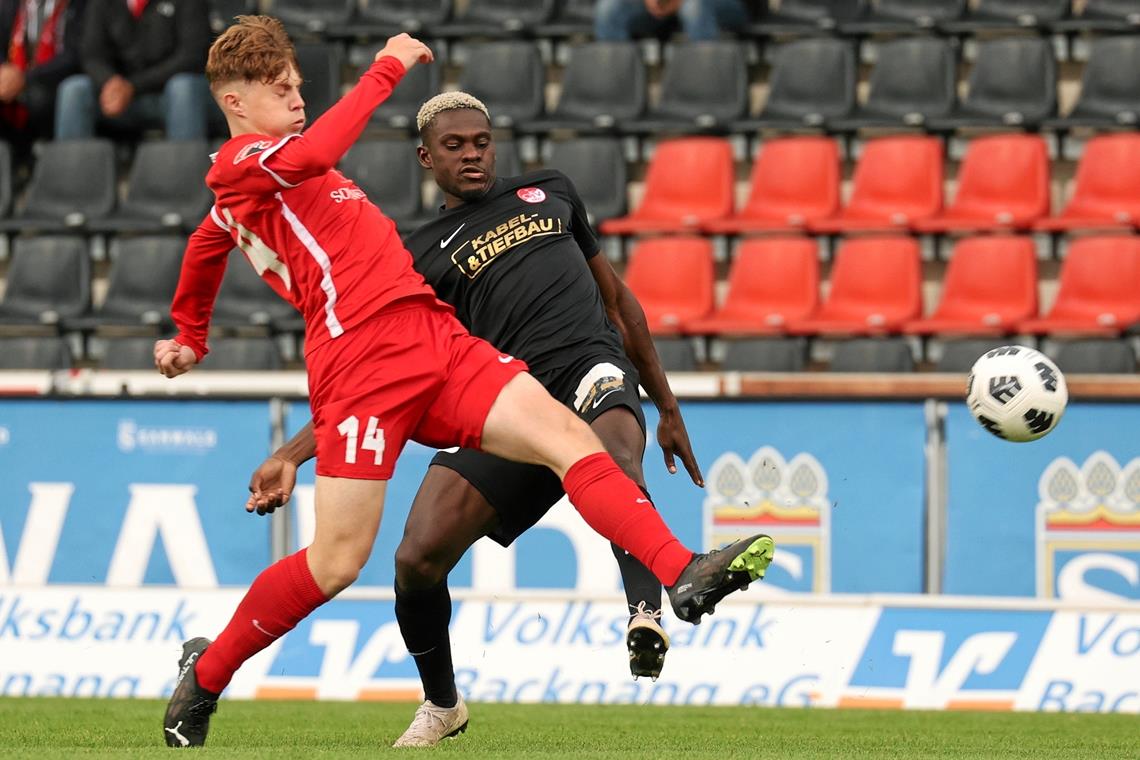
top-left (394, 539), bottom-right (451, 591)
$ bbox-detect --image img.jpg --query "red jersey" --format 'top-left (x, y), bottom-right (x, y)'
top-left (169, 56), bottom-right (435, 360)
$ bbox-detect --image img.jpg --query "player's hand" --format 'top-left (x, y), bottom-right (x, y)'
top-left (376, 33), bottom-right (434, 72)
top-left (247, 455), bottom-right (298, 515)
top-left (657, 407), bottom-right (704, 487)
top-left (153, 339), bottom-right (198, 378)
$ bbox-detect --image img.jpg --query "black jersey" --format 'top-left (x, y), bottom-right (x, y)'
top-left (403, 170), bottom-right (629, 383)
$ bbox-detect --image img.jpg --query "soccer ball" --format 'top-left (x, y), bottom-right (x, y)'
top-left (966, 345), bottom-right (1068, 442)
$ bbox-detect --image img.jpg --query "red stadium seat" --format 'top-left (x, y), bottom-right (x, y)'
top-left (914, 135), bottom-right (1050, 233)
top-left (686, 238), bottom-right (819, 335)
top-left (1019, 236), bottom-right (1140, 335)
top-left (623, 236), bottom-right (715, 334)
top-left (1034, 134), bottom-right (1140, 232)
top-left (701, 137), bottom-right (839, 234)
top-left (787, 236), bottom-right (922, 335)
top-left (599, 138), bottom-right (734, 235)
top-left (809, 136), bottom-right (942, 233)
top-left (904, 236), bottom-right (1038, 336)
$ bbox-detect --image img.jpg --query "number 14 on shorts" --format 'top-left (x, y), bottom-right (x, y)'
top-left (337, 415), bottom-right (385, 465)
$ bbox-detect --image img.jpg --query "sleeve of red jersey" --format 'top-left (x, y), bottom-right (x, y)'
top-left (214, 56), bottom-right (408, 195)
top-left (170, 207), bottom-right (235, 361)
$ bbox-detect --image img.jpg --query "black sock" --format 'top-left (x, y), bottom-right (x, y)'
top-left (612, 487), bottom-right (664, 620)
top-left (394, 580), bottom-right (458, 708)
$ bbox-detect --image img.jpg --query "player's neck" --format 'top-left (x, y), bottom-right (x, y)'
top-left (225, 115), bottom-right (294, 140)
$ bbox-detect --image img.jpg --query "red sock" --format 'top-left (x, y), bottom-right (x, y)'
top-left (195, 548), bottom-right (328, 694)
top-left (562, 452), bottom-right (693, 586)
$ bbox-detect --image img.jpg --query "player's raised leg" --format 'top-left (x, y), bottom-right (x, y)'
top-left (479, 372), bottom-right (775, 623)
top-left (163, 476), bottom-right (388, 747)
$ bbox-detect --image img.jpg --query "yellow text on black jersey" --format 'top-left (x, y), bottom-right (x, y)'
top-left (450, 212), bottom-right (562, 280)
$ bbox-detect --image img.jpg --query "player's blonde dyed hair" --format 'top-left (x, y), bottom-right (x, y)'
top-left (416, 92), bottom-right (490, 135)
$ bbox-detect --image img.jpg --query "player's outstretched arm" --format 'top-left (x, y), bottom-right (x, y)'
top-left (246, 421), bottom-right (315, 514)
top-left (588, 254), bottom-right (705, 487)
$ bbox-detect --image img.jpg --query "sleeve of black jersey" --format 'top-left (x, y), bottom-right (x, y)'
top-left (560, 173), bottom-right (601, 260)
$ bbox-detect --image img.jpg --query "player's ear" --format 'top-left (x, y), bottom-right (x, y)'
top-left (416, 144), bottom-right (432, 169)
top-left (221, 90), bottom-right (244, 118)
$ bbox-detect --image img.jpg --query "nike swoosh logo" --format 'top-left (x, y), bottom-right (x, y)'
top-left (498, 355), bottom-right (513, 364)
top-left (591, 387), bottom-right (621, 409)
top-left (440, 223), bottom-right (466, 248)
top-left (635, 498), bottom-right (650, 504)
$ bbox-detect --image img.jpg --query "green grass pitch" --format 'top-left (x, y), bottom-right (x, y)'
top-left (0, 698), bottom-right (1135, 759)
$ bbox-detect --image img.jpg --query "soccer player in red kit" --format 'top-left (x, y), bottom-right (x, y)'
top-left (155, 16), bottom-right (773, 748)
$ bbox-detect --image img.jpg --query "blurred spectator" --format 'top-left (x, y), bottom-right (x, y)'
top-left (55, 0), bottom-right (212, 140)
top-left (0, 0), bottom-right (86, 153)
top-left (595, 0), bottom-right (749, 41)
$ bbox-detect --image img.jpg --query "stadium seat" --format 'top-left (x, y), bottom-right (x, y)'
top-left (0, 236), bottom-right (90, 327)
top-left (457, 42), bottom-right (544, 128)
top-left (0, 140), bottom-right (114, 232)
top-left (652, 337), bottom-right (697, 371)
top-left (787, 237), bottom-right (922, 335)
top-left (339, 139), bottom-right (422, 229)
top-left (0, 141), bottom-right (11, 219)
top-left (733, 37), bottom-right (855, 132)
top-left (544, 138), bottom-right (627, 226)
top-left (536, 0), bottom-right (596, 38)
top-left (263, 0), bottom-right (355, 34)
top-left (830, 338), bottom-right (915, 372)
top-left (521, 42), bottom-right (645, 133)
top-left (703, 137), bottom-right (839, 234)
top-left (934, 338), bottom-right (1012, 372)
top-left (600, 138), bottom-right (733, 235)
top-left (100, 336), bottom-right (169, 370)
top-left (213, 250), bottom-right (303, 331)
top-left (64, 236), bottom-right (185, 331)
top-left (828, 36), bottom-right (956, 131)
top-left (88, 141), bottom-right (212, 234)
top-left (0, 336), bottom-right (71, 369)
top-left (622, 237), bottom-right (714, 334)
top-left (336, 0), bottom-right (451, 36)
top-left (685, 238), bottom-right (819, 335)
top-left (1044, 36), bottom-right (1140, 130)
top-left (1052, 0), bottom-right (1140, 31)
top-left (720, 338), bottom-right (808, 372)
top-left (197, 337), bottom-right (284, 371)
top-left (294, 43), bottom-right (344, 122)
top-left (353, 46), bottom-right (441, 131)
top-left (940, 0), bottom-right (1070, 31)
top-left (913, 134), bottom-right (1050, 233)
top-left (623, 42), bottom-right (748, 134)
top-left (841, 0), bottom-right (966, 33)
top-left (750, 0), bottom-right (867, 35)
top-left (903, 236), bottom-right (1038, 336)
top-left (1053, 339), bottom-right (1137, 373)
top-left (1019, 236), bottom-right (1140, 334)
top-left (435, 0), bottom-right (557, 37)
top-left (1034, 134), bottom-right (1140, 231)
top-left (808, 136), bottom-right (943, 233)
top-left (927, 37), bottom-right (1056, 130)
top-left (208, 0), bottom-right (254, 34)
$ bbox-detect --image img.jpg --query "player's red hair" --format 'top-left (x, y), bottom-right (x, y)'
top-left (206, 15), bottom-right (300, 93)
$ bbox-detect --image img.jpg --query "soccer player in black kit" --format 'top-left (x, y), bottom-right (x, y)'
top-left (246, 92), bottom-right (773, 746)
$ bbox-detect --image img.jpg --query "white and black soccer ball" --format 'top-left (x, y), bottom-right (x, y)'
top-left (966, 345), bottom-right (1068, 442)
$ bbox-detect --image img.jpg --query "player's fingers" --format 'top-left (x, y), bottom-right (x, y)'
top-left (662, 446), bottom-right (678, 475)
top-left (679, 444), bottom-right (705, 488)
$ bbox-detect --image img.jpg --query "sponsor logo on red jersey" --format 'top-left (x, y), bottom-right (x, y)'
top-left (234, 140), bottom-right (274, 164)
top-left (516, 187), bottom-right (546, 204)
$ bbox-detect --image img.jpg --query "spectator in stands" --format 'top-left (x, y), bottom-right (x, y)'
top-left (594, 0), bottom-right (749, 41)
top-left (54, 0), bottom-right (212, 140)
top-left (0, 0), bottom-right (86, 155)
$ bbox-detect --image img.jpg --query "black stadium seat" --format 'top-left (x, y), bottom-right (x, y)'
top-left (841, 0), bottom-right (966, 34)
top-left (435, 0), bottom-right (557, 37)
top-left (829, 36), bottom-right (956, 131)
top-left (750, 0), bottom-right (867, 35)
top-left (624, 41), bottom-right (747, 134)
top-left (734, 37), bottom-right (855, 132)
top-left (652, 337), bottom-right (697, 372)
top-left (100, 336), bottom-right (166, 370)
top-left (0, 236), bottom-right (90, 328)
top-left (0, 140), bottom-right (114, 232)
top-left (830, 339), bottom-right (915, 373)
top-left (928, 37), bottom-right (1056, 131)
top-left (295, 43), bottom-right (344, 122)
top-left (89, 141), bottom-right (212, 234)
top-left (350, 46), bottom-right (440, 131)
top-left (264, 0), bottom-right (355, 34)
top-left (213, 250), bottom-right (302, 331)
top-left (0, 140), bottom-right (10, 219)
top-left (536, 0), bottom-right (596, 38)
top-left (0, 336), bottom-right (71, 369)
top-left (1054, 339), bottom-right (1137, 373)
top-left (197, 337), bottom-right (284, 371)
top-left (339, 139), bottom-right (422, 229)
top-left (1053, 0), bottom-right (1140, 31)
top-left (64, 236), bottom-right (185, 332)
top-left (521, 42), bottom-right (645, 134)
top-left (941, 0), bottom-right (1070, 31)
top-left (1045, 36), bottom-right (1140, 130)
top-left (544, 138), bottom-right (627, 226)
top-left (457, 42), bottom-right (545, 128)
top-left (334, 0), bottom-right (451, 37)
top-left (208, 0), bottom-right (254, 34)
top-left (934, 339), bottom-right (1010, 372)
top-left (721, 338), bottom-right (807, 372)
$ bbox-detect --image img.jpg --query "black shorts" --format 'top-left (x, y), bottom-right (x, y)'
top-left (430, 356), bottom-right (647, 546)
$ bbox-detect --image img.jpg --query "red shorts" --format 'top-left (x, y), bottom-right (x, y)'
top-left (306, 297), bottom-right (527, 479)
